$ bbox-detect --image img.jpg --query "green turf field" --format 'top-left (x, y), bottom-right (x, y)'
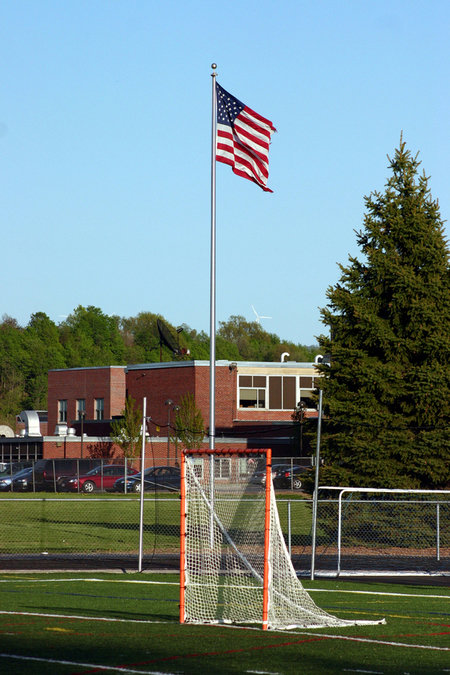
top-left (0, 573), bottom-right (448, 674)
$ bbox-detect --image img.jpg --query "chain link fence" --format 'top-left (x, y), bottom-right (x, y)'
top-left (0, 492), bottom-right (448, 575)
top-left (0, 456), bottom-right (314, 493)
top-left (308, 489), bottom-right (449, 576)
top-left (0, 496), bottom-right (181, 570)
top-left (0, 459), bottom-right (448, 576)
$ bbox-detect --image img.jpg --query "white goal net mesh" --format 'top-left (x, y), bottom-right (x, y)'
top-left (182, 451), bottom-right (383, 630)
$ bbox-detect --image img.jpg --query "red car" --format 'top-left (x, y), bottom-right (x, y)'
top-left (57, 465), bottom-right (138, 493)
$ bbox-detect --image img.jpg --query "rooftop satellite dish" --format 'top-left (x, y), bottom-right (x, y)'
top-left (157, 319), bottom-right (189, 361)
top-left (251, 305), bottom-right (272, 325)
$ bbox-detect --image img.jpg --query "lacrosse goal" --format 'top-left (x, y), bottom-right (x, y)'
top-left (180, 448), bottom-right (384, 630)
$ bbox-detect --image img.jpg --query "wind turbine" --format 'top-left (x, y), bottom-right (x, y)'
top-left (251, 305), bottom-right (272, 325)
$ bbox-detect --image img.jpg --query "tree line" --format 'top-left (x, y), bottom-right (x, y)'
top-left (0, 308), bottom-right (317, 426)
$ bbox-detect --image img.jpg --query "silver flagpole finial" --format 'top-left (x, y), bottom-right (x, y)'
top-left (211, 63), bottom-right (217, 76)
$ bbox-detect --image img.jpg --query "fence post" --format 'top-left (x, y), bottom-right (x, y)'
top-left (310, 388), bottom-right (323, 580)
top-left (437, 503), bottom-right (440, 562)
top-left (287, 500), bottom-right (292, 558)
top-left (337, 490), bottom-right (344, 576)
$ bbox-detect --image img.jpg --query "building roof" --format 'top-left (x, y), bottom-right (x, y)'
top-left (125, 360), bottom-right (316, 372)
top-left (49, 365), bottom-right (126, 373)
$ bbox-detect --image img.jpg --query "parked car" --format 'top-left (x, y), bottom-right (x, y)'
top-left (32, 458), bottom-right (102, 491)
top-left (57, 464), bottom-right (138, 493)
top-left (0, 461), bottom-right (32, 478)
top-left (273, 465), bottom-right (308, 490)
top-left (112, 466), bottom-right (181, 493)
top-left (11, 467), bottom-right (35, 491)
top-left (0, 467), bottom-right (34, 492)
top-left (249, 464), bottom-right (297, 486)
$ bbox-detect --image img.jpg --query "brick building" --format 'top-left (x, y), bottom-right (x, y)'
top-left (2, 360), bottom-right (320, 462)
top-left (47, 365), bottom-right (126, 434)
top-left (127, 359), bottom-right (318, 428)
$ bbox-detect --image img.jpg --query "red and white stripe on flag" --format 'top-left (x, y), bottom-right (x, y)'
top-left (216, 83), bottom-right (276, 192)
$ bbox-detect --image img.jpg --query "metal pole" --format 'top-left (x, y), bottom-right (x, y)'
top-left (310, 387), bottom-right (323, 580)
top-left (337, 489), bottom-right (343, 576)
top-left (209, 64), bottom-right (217, 547)
top-left (288, 500), bottom-right (292, 558)
top-left (209, 63), bottom-right (217, 451)
top-left (80, 412), bottom-right (84, 458)
top-left (165, 399), bottom-right (173, 462)
top-left (262, 448), bottom-right (272, 630)
top-left (437, 503), bottom-right (440, 562)
top-left (138, 397), bottom-right (147, 572)
top-left (168, 406), bottom-right (170, 461)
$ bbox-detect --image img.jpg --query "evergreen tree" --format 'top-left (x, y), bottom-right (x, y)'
top-left (318, 139), bottom-right (450, 489)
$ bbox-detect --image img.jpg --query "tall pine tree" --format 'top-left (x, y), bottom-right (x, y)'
top-left (318, 139), bottom-right (449, 489)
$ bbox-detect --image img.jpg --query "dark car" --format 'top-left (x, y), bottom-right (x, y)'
top-left (249, 464), bottom-right (296, 486)
top-left (112, 466), bottom-right (181, 493)
top-left (57, 464), bottom-right (138, 493)
top-left (0, 461), bottom-right (32, 478)
top-left (273, 465), bottom-right (307, 490)
top-left (32, 458), bottom-right (102, 491)
top-left (11, 467), bottom-right (35, 491)
top-left (0, 467), bottom-right (34, 492)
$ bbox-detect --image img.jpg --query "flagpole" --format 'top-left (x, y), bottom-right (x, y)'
top-left (209, 63), bottom-right (217, 451)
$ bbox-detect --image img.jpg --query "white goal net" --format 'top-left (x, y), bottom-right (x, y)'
top-left (180, 449), bottom-right (384, 630)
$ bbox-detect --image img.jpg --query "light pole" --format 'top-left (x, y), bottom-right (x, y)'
top-left (165, 399), bottom-right (173, 462)
top-left (311, 354), bottom-right (331, 580)
top-left (173, 405), bottom-right (180, 465)
top-left (80, 411), bottom-right (86, 459)
top-left (296, 401), bottom-right (307, 455)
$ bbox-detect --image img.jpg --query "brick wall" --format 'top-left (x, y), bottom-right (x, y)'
top-left (47, 366), bottom-right (126, 433)
top-left (126, 363), bottom-right (237, 435)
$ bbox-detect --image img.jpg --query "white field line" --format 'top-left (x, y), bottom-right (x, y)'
top-left (1, 577), bottom-right (447, 600)
top-left (0, 609), bottom-right (448, 652)
top-left (292, 632), bottom-right (450, 652)
top-left (307, 588), bottom-right (450, 601)
top-left (0, 652), bottom-right (173, 674)
top-left (0, 577), bottom-right (178, 586)
top-left (0, 610), bottom-right (167, 624)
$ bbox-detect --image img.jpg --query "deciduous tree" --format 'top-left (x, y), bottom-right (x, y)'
top-left (172, 392), bottom-right (205, 450)
top-left (110, 396), bottom-right (143, 459)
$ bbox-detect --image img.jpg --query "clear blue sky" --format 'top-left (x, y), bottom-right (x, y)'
top-left (1, 0), bottom-right (448, 346)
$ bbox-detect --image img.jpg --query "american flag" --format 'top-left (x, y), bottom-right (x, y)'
top-left (216, 83), bottom-right (276, 192)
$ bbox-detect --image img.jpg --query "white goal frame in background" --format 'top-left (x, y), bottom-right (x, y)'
top-left (180, 448), bottom-right (384, 630)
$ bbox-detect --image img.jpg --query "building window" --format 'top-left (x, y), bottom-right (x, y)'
top-left (238, 374), bottom-right (319, 411)
top-left (95, 398), bottom-right (104, 420)
top-left (238, 375), bottom-right (267, 408)
top-left (77, 399), bottom-right (86, 420)
top-left (58, 400), bottom-right (67, 423)
top-left (192, 458), bottom-right (203, 479)
top-left (214, 457), bottom-right (231, 479)
top-left (268, 376), bottom-right (296, 410)
top-left (298, 376), bottom-right (318, 409)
